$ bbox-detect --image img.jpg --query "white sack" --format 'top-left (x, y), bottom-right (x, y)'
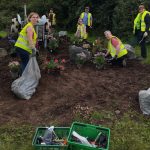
top-left (139, 88), bottom-right (150, 115)
top-left (11, 57), bottom-right (41, 100)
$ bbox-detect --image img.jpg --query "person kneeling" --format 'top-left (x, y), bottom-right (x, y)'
top-left (104, 30), bottom-right (128, 67)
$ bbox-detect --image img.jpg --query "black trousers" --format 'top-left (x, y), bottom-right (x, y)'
top-left (111, 55), bottom-right (127, 67)
top-left (136, 31), bottom-right (147, 58)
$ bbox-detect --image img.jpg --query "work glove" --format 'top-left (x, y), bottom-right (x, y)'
top-left (112, 55), bottom-right (117, 60)
top-left (143, 32), bottom-right (148, 37)
top-left (30, 48), bottom-right (37, 57)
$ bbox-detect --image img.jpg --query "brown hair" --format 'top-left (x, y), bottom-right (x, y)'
top-left (139, 4), bottom-right (145, 9)
top-left (27, 12), bottom-right (39, 22)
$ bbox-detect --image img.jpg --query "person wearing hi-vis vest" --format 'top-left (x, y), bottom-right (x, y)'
top-left (48, 8), bottom-right (56, 28)
top-left (75, 18), bottom-right (87, 40)
top-left (104, 30), bottom-right (128, 67)
top-left (15, 12), bottom-right (39, 74)
top-left (133, 4), bottom-right (150, 59)
top-left (80, 6), bottom-right (92, 37)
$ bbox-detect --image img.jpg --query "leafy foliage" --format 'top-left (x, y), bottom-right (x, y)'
top-left (93, 52), bottom-right (105, 69)
top-left (1, 0), bottom-right (150, 38)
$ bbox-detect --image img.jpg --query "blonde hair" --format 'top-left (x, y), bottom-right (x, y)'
top-left (104, 30), bottom-right (111, 35)
top-left (27, 12), bottom-right (39, 22)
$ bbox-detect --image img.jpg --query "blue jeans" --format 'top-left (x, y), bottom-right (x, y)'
top-left (15, 47), bottom-right (30, 74)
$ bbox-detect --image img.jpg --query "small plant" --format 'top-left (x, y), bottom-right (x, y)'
top-left (47, 37), bottom-right (59, 53)
top-left (45, 58), bottom-right (66, 75)
top-left (8, 61), bottom-right (20, 72)
top-left (75, 52), bottom-right (87, 68)
top-left (70, 36), bottom-right (83, 46)
top-left (93, 52), bottom-right (105, 69)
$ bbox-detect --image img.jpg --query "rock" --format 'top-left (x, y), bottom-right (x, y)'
top-left (59, 31), bottom-right (67, 37)
top-left (0, 48), bottom-right (7, 58)
top-left (115, 110), bottom-right (121, 115)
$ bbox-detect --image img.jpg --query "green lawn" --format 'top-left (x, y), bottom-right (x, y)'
top-left (0, 110), bottom-right (150, 150)
top-left (134, 44), bottom-right (150, 64)
top-left (0, 31), bottom-right (8, 38)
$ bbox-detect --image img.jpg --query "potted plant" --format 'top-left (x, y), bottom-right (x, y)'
top-left (8, 61), bottom-right (20, 79)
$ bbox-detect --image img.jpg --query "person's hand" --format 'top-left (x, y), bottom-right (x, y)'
top-left (113, 55), bottom-right (117, 60)
top-left (31, 48), bottom-right (37, 57)
top-left (143, 32), bottom-right (148, 37)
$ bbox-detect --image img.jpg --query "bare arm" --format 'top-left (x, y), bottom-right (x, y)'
top-left (26, 26), bottom-right (35, 49)
top-left (111, 37), bottom-right (121, 55)
top-left (75, 26), bottom-right (80, 37)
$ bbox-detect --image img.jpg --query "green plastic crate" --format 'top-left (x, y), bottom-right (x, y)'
top-left (67, 122), bottom-right (110, 150)
top-left (32, 127), bottom-right (70, 150)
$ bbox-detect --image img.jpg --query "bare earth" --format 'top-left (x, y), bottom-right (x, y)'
top-left (0, 38), bottom-right (150, 126)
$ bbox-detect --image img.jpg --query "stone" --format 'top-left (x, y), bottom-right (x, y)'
top-left (0, 48), bottom-right (7, 58)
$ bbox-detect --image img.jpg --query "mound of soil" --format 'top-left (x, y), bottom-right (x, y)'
top-left (0, 38), bottom-right (150, 126)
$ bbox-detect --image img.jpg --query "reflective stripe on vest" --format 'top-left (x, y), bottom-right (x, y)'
top-left (141, 10), bottom-right (150, 32)
top-left (15, 22), bottom-right (37, 53)
top-left (108, 36), bottom-right (127, 58)
top-left (49, 13), bottom-right (56, 25)
top-left (133, 13), bottom-right (141, 34)
top-left (80, 12), bottom-right (92, 26)
top-left (78, 24), bottom-right (87, 39)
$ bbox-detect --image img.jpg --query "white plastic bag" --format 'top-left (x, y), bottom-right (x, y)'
top-left (37, 15), bottom-right (47, 25)
top-left (11, 57), bottom-right (41, 100)
top-left (139, 88), bottom-right (150, 115)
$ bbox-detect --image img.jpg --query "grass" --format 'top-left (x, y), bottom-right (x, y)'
top-left (0, 111), bottom-right (149, 150)
top-left (0, 124), bottom-right (35, 150)
top-left (134, 44), bottom-right (150, 64)
top-left (0, 31), bottom-right (8, 38)
top-left (110, 111), bottom-right (150, 150)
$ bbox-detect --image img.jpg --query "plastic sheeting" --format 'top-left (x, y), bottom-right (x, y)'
top-left (11, 57), bottom-right (41, 100)
top-left (139, 88), bottom-right (150, 115)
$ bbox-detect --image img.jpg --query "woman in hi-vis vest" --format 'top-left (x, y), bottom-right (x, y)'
top-left (15, 12), bottom-right (39, 75)
top-left (104, 30), bottom-right (128, 67)
top-left (75, 18), bottom-right (87, 40)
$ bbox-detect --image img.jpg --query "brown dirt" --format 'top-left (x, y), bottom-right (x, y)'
top-left (0, 38), bottom-right (150, 126)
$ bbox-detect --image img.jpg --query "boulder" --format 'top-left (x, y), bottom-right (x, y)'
top-left (0, 48), bottom-right (7, 58)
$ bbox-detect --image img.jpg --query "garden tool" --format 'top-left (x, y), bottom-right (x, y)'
top-left (139, 36), bottom-right (144, 44)
top-left (139, 32), bottom-right (147, 44)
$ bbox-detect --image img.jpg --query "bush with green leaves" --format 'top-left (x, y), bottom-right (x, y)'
top-left (93, 52), bottom-right (105, 69)
top-left (47, 38), bottom-right (59, 53)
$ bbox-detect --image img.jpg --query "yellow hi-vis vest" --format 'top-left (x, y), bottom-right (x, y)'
top-left (133, 13), bottom-right (141, 34)
top-left (77, 24), bottom-right (87, 39)
top-left (80, 12), bottom-right (92, 26)
top-left (49, 13), bottom-right (56, 25)
top-left (15, 22), bottom-right (37, 54)
top-left (108, 36), bottom-right (127, 58)
top-left (133, 11), bottom-right (150, 33)
top-left (141, 10), bottom-right (150, 32)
